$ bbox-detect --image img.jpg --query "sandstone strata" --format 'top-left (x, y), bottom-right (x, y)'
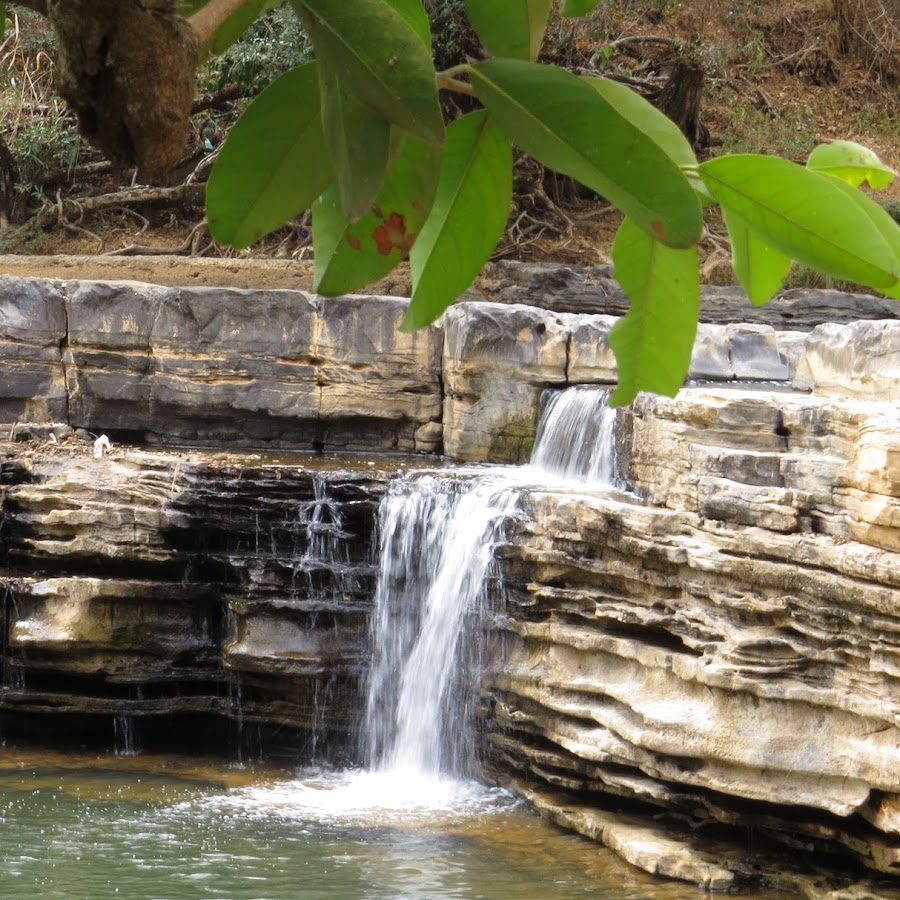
top-left (1, 443), bottom-right (387, 756)
top-left (486, 373), bottom-right (900, 890)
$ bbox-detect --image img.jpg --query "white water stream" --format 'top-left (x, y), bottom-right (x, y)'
top-left (226, 386), bottom-right (620, 822)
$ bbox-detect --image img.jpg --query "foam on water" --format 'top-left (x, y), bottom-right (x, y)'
top-left (203, 768), bottom-right (517, 827)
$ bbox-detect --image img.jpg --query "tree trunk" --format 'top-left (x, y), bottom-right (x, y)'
top-left (0, 134), bottom-right (20, 227)
top-left (656, 49), bottom-right (708, 151)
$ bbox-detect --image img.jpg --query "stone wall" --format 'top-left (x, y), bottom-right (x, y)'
top-left (2, 273), bottom-right (865, 461)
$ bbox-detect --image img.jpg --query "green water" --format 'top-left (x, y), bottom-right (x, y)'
top-left (0, 749), bottom-right (729, 900)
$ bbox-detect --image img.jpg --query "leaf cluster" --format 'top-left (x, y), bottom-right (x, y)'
top-left (202, 0), bottom-right (900, 407)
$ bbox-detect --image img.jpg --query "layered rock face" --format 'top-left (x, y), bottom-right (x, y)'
top-left (2, 270), bottom-right (899, 892)
top-left (2, 277), bottom-right (442, 452)
top-left (486, 363), bottom-right (900, 890)
top-left (0, 445), bottom-right (386, 757)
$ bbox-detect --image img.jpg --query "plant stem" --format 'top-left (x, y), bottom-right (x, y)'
top-left (437, 64), bottom-right (474, 95)
top-left (188, 0), bottom-right (253, 49)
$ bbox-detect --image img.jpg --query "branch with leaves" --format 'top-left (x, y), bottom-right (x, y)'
top-left (199, 0), bottom-right (899, 407)
top-left (10, 0), bottom-right (897, 406)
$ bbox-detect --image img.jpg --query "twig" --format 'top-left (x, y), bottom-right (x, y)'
top-left (186, 147), bottom-right (220, 185)
top-left (605, 35), bottom-right (682, 50)
top-left (191, 84), bottom-right (244, 114)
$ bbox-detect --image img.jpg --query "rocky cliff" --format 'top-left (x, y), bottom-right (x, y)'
top-left (0, 444), bottom-right (388, 758)
top-left (1, 270), bottom-right (898, 894)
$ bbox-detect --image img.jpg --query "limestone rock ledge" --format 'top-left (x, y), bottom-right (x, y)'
top-left (1, 277), bottom-right (442, 452)
top-left (485, 384), bottom-right (900, 890)
top-left (0, 442), bottom-right (387, 755)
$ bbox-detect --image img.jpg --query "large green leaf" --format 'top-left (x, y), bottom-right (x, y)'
top-left (318, 53), bottom-right (391, 221)
top-left (608, 217), bottom-right (700, 406)
top-left (314, 134), bottom-right (441, 295)
top-left (807, 140), bottom-right (897, 190)
top-left (561, 0), bottom-right (603, 14)
top-left (583, 75), bottom-right (711, 202)
top-left (383, 0), bottom-right (432, 48)
top-left (700, 154), bottom-right (900, 291)
top-left (403, 111), bottom-right (513, 331)
top-left (463, 0), bottom-right (553, 61)
top-left (470, 59), bottom-right (702, 248)
top-left (293, 0), bottom-right (443, 144)
top-left (817, 173), bottom-right (900, 300)
top-left (207, 62), bottom-right (333, 248)
top-left (721, 207), bottom-right (793, 306)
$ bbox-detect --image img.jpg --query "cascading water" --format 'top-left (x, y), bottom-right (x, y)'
top-left (529, 386), bottom-right (622, 489)
top-left (364, 475), bottom-right (521, 779)
top-left (224, 386), bottom-right (620, 820)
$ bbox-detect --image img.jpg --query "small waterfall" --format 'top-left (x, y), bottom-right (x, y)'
top-left (364, 475), bottom-right (519, 779)
top-left (113, 713), bottom-right (139, 757)
top-left (529, 386), bottom-right (622, 488)
top-left (260, 386), bottom-right (622, 818)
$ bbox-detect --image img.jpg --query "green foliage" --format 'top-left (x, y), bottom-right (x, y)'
top-left (404, 110), bottom-right (512, 330)
top-left (206, 62), bottom-right (333, 247)
top-left (806, 140), bottom-right (896, 189)
top-left (205, 0), bottom-right (900, 407)
top-left (12, 108), bottom-right (80, 194)
top-left (463, 0), bottom-right (551, 61)
top-left (469, 59), bottom-right (703, 248)
top-left (314, 134), bottom-right (441, 294)
top-left (199, 5), bottom-right (313, 95)
top-left (608, 216), bottom-right (699, 405)
top-left (292, 0), bottom-right (443, 143)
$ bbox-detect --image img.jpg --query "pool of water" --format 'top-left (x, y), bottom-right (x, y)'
top-left (0, 748), bottom-right (746, 900)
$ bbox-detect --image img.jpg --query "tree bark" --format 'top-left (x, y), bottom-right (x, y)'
top-left (655, 48), bottom-right (708, 151)
top-left (0, 133), bottom-right (20, 227)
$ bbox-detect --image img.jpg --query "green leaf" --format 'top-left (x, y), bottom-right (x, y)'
top-left (207, 62), bottom-right (333, 248)
top-left (314, 134), bottom-right (441, 295)
top-left (583, 75), bottom-right (711, 203)
top-left (470, 59), bottom-right (702, 248)
top-left (561, 0), bottom-right (603, 15)
top-left (318, 53), bottom-right (391, 221)
top-left (293, 0), bottom-right (443, 144)
top-left (700, 154), bottom-right (900, 291)
top-left (807, 140), bottom-right (896, 190)
top-left (721, 207), bottom-right (792, 306)
top-left (403, 111), bottom-right (513, 331)
top-left (463, 0), bottom-right (553, 61)
top-left (608, 217), bottom-right (700, 406)
top-left (817, 173), bottom-right (900, 299)
top-left (383, 0), bottom-right (432, 48)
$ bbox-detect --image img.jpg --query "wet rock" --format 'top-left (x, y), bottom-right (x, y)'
top-left (441, 302), bottom-right (569, 462)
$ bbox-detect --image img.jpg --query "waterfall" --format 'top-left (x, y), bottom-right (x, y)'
top-left (361, 386), bottom-right (621, 783)
top-left (530, 386), bottom-right (622, 488)
top-left (242, 387), bottom-right (621, 818)
top-left (364, 474), bottom-right (520, 779)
